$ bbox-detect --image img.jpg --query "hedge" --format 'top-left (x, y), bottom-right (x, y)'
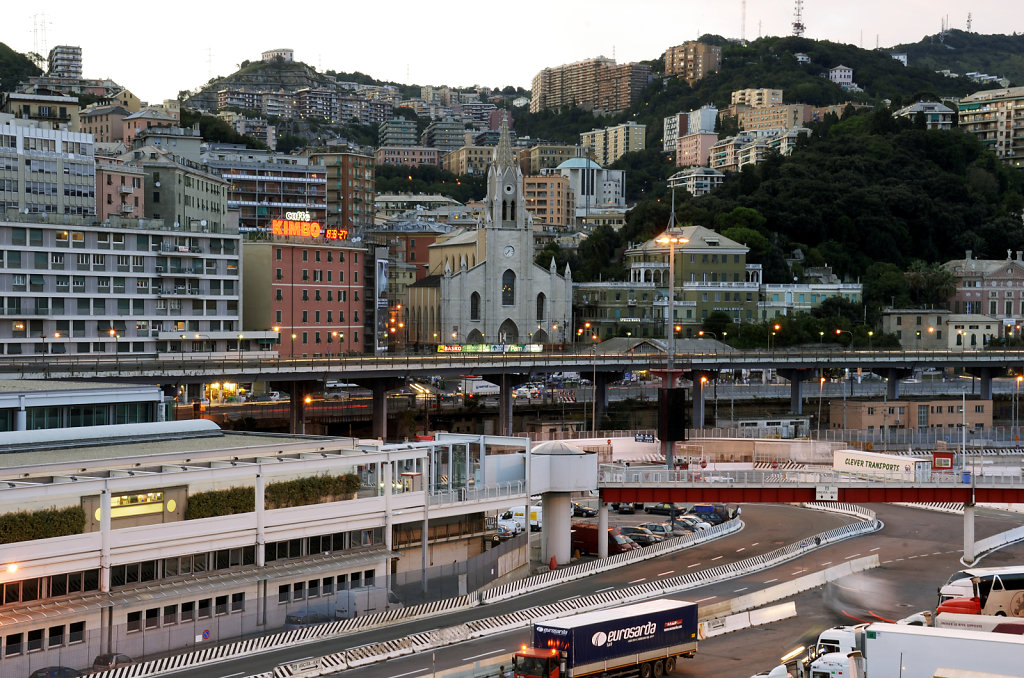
top-left (0, 506), bottom-right (85, 544)
top-left (185, 473), bottom-right (361, 519)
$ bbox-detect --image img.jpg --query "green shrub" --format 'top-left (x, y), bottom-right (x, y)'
top-left (184, 486), bottom-right (255, 519)
top-left (185, 473), bottom-right (360, 518)
top-left (0, 506), bottom-right (85, 544)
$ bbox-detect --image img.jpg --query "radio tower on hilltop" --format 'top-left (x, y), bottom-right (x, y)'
top-left (792, 0), bottom-right (806, 37)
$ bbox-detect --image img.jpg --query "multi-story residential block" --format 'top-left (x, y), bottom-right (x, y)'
top-left (542, 157), bottom-right (625, 219)
top-left (1, 92), bottom-right (81, 131)
top-left (79, 105), bottom-right (130, 143)
top-left (761, 280), bottom-right (862, 321)
top-left (293, 88), bottom-right (338, 121)
top-left (580, 122), bottom-right (646, 166)
top-left (737, 104), bottom-right (812, 131)
top-left (95, 156), bottom-right (145, 221)
top-left (664, 107), bottom-right (717, 156)
top-left (893, 101), bottom-right (955, 130)
top-left (663, 112), bottom-right (688, 153)
top-left (122, 109), bottom-right (178, 149)
top-left (668, 167), bottom-right (725, 197)
top-left (832, 397), bottom-right (992, 435)
top-left (374, 194), bottom-right (462, 220)
top-left (675, 132), bottom-right (718, 168)
top-left (516, 144), bottom-right (580, 175)
top-left (942, 249), bottom-right (1024, 333)
top-left (663, 41), bottom-right (722, 84)
top-left (261, 48), bottom-right (294, 62)
top-left (337, 96), bottom-right (393, 126)
top-left (442, 145), bottom-right (493, 175)
top-left (374, 146), bottom-right (440, 168)
top-left (98, 88), bottom-right (143, 114)
top-left (0, 210), bottom-right (268, 358)
top-left (201, 145), bottom-right (327, 235)
top-left (454, 102), bottom-right (498, 128)
top-left (523, 174), bottom-right (575, 228)
top-left (367, 219), bottom-right (451, 280)
top-left (731, 88), bottom-right (783, 108)
top-left (0, 114), bottom-right (96, 217)
top-left (218, 111), bottom-right (277, 150)
top-left (307, 149), bottom-right (375, 231)
top-left (957, 87), bottom-right (1024, 166)
top-left (947, 313), bottom-right (1002, 350)
top-left (242, 239), bottom-right (365, 356)
top-left (879, 309), bottom-right (951, 349)
top-left (378, 118), bottom-right (418, 147)
top-left (530, 57), bottom-right (650, 114)
top-left (709, 133), bottom-right (756, 172)
top-left (829, 65), bottom-right (855, 88)
top-left (421, 116), bottom-right (465, 152)
top-left (47, 45), bottom-right (83, 80)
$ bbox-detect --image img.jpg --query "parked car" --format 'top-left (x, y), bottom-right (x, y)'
top-left (644, 502), bottom-right (684, 516)
top-left (570, 523), bottom-right (638, 557)
top-left (640, 521), bottom-right (688, 538)
top-left (611, 502), bottom-right (638, 514)
top-left (675, 514), bottom-right (712, 530)
top-left (284, 611), bottom-right (333, 630)
top-left (572, 501), bottom-right (597, 517)
top-left (92, 653), bottom-right (134, 671)
top-left (27, 669), bottom-right (81, 678)
top-left (619, 526), bottom-right (663, 546)
top-left (495, 523), bottom-right (514, 541)
top-left (498, 516), bottom-right (523, 535)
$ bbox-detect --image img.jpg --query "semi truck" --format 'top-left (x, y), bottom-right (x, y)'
top-left (512, 599), bottom-right (697, 678)
top-left (803, 623), bottom-right (1024, 678)
top-left (831, 449), bottom-right (931, 482)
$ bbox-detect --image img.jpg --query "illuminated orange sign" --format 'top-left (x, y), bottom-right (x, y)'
top-left (270, 219), bottom-right (349, 241)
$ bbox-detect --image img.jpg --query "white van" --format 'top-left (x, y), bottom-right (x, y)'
top-left (505, 504), bottom-right (543, 531)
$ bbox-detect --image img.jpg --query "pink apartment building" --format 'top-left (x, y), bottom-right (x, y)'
top-left (675, 132), bottom-right (718, 167)
top-left (374, 146), bottom-right (440, 168)
top-left (123, 109), bottom-right (178, 149)
top-left (95, 157), bottom-right (146, 220)
top-left (79, 105), bottom-right (130, 143)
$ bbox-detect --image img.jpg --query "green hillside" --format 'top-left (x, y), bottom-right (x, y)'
top-left (894, 30), bottom-right (1024, 86)
top-left (0, 42), bottom-right (42, 92)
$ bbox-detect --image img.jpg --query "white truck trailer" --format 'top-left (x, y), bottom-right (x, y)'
top-left (831, 449), bottom-right (931, 482)
top-left (806, 623), bottom-right (1024, 678)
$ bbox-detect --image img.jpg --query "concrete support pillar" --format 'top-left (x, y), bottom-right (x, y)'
top-left (16, 395), bottom-right (26, 431)
top-left (255, 470), bottom-right (266, 567)
top-left (790, 378), bottom-right (803, 415)
top-left (886, 369), bottom-right (901, 400)
top-left (692, 374), bottom-right (707, 429)
top-left (597, 503), bottom-right (609, 559)
top-left (384, 462), bottom-right (393, 552)
top-left (288, 380), bottom-right (311, 434)
top-left (99, 487), bottom-right (111, 592)
top-left (977, 367), bottom-right (993, 401)
top-left (499, 374), bottom-right (514, 436)
top-left (593, 371), bottom-right (610, 432)
top-left (543, 492), bottom-right (571, 567)
top-left (964, 502), bottom-right (976, 564)
top-left (372, 380), bottom-right (389, 440)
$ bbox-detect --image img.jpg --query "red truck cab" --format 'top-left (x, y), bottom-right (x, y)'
top-left (514, 646), bottom-right (560, 678)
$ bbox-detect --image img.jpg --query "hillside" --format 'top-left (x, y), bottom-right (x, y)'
top-left (0, 42), bottom-right (41, 92)
top-left (894, 30), bottom-right (1024, 86)
top-left (183, 59), bottom-right (336, 111)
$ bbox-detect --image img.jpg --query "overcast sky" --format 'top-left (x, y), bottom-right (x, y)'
top-left (5, 1), bottom-right (1022, 104)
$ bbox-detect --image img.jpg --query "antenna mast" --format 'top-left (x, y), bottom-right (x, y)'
top-left (966, 12), bottom-right (973, 32)
top-left (792, 0), bottom-right (806, 37)
top-left (741, 0), bottom-right (747, 42)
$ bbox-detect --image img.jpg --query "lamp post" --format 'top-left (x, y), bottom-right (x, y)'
top-left (817, 375), bottom-right (826, 438)
top-left (291, 333), bottom-right (297, 358)
top-left (655, 228), bottom-right (688, 386)
top-left (835, 328), bottom-right (853, 347)
top-left (1015, 375), bottom-right (1022, 443)
top-left (108, 328), bottom-right (119, 367)
top-left (237, 333), bottom-right (244, 367)
top-left (590, 333), bottom-right (599, 436)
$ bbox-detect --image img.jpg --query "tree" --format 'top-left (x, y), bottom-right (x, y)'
top-left (904, 260), bottom-right (956, 308)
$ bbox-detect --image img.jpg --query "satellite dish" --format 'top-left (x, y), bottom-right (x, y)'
top-left (200, 219), bottom-right (207, 227)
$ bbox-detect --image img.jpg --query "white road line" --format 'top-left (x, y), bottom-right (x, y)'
top-left (736, 547), bottom-right (746, 552)
top-left (628, 578), bottom-right (647, 584)
top-left (932, 552), bottom-right (942, 555)
top-left (219, 673), bottom-right (245, 678)
top-left (895, 558), bottom-right (904, 562)
top-left (765, 578), bottom-right (778, 583)
top-left (391, 669), bottom-right (429, 678)
top-left (696, 596), bottom-right (717, 603)
top-left (596, 586), bottom-right (615, 592)
top-left (292, 657), bottom-right (312, 663)
top-left (844, 554), bottom-right (862, 560)
top-left (882, 560), bottom-right (893, 564)
top-left (870, 547), bottom-right (880, 552)
top-left (751, 542), bottom-right (760, 546)
top-left (734, 587), bottom-right (748, 592)
top-left (559, 595), bottom-right (580, 602)
top-left (463, 649), bottom-right (506, 661)
top-left (821, 561), bottom-right (832, 565)
top-left (711, 555), bottom-right (723, 561)
top-left (908, 555), bottom-right (918, 559)
top-left (657, 570), bottom-right (675, 577)
top-left (688, 562), bottom-right (701, 568)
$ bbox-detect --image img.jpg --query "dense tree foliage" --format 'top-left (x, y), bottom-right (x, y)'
top-left (0, 43), bottom-right (41, 92)
top-left (896, 30), bottom-right (1024, 86)
top-left (375, 164), bottom-right (485, 204)
top-left (179, 108), bottom-right (269, 150)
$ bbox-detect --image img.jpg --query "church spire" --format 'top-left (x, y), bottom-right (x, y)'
top-left (494, 112), bottom-right (514, 170)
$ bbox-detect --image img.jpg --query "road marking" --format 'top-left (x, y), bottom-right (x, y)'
top-left (696, 596), bottom-right (717, 603)
top-left (292, 657), bottom-right (313, 662)
top-left (596, 586), bottom-right (615, 592)
top-left (932, 551), bottom-right (942, 555)
top-left (219, 673), bottom-right (245, 678)
top-left (751, 542), bottom-right (759, 546)
top-left (821, 561), bottom-right (832, 565)
top-left (688, 562), bottom-right (701, 568)
top-left (734, 587), bottom-right (748, 592)
top-left (765, 578), bottom-right (778, 583)
top-left (736, 547), bottom-right (746, 552)
top-left (870, 547), bottom-right (880, 552)
top-left (882, 560), bottom-right (893, 564)
top-left (559, 595), bottom-right (580, 602)
top-left (908, 555), bottom-right (918, 559)
top-left (391, 670), bottom-right (429, 678)
top-left (844, 554), bottom-right (862, 560)
top-left (463, 649), bottom-right (506, 660)
top-left (895, 558), bottom-right (904, 562)
top-left (711, 555), bottom-right (723, 561)
top-left (657, 570), bottom-right (675, 577)
top-left (628, 578), bottom-right (647, 584)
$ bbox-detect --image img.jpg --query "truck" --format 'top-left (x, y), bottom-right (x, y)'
top-left (460, 377), bottom-right (500, 397)
top-left (831, 449), bottom-right (931, 482)
top-left (512, 599), bottom-right (698, 678)
top-left (804, 623), bottom-right (1024, 678)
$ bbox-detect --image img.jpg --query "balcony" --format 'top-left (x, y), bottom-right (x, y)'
top-left (118, 185), bottom-right (133, 195)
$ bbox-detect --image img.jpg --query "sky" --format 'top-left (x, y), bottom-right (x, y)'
top-left (4, 1), bottom-right (1023, 105)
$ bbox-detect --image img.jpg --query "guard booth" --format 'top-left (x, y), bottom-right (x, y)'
top-left (400, 472), bottom-right (423, 493)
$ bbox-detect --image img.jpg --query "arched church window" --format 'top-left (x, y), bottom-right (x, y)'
top-left (470, 291), bottom-right (481, 320)
top-left (536, 293), bottom-right (546, 322)
top-left (502, 270), bottom-right (516, 306)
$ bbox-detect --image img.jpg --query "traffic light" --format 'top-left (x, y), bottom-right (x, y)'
top-left (658, 387), bottom-right (688, 442)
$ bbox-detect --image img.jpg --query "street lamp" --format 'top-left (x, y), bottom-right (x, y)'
top-left (655, 228), bottom-right (688, 387)
top-left (835, 328), bottom-right (853, 347)
top-left (237, 333), bottom-right (244, 367)
top-left (1015, 375), bottom-right (1022, 443)
top-left (108, 328), bottom-right (119, 367)
top-left (768, 323), bottom-right (781, 351)
top-left (590, 333), bottom-right (599, 436)
top-left (817, 375), bottom-right (826, 438)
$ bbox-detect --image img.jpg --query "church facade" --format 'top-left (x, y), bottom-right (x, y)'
top-left (407, 120), bottom-right (573, 347)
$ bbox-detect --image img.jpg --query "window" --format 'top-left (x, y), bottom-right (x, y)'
top-left (501, 270), bottom-right (516, 305)
top-left (470, 292), bottom-right (480, 320)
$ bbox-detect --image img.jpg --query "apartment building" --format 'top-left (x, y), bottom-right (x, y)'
top-left (663, 41), bottom-right (722, 84)
top-left (307, 149), bottom-right (375, 231)
top-left (47, 45), bottom-right (83, 79)
top-left (523, 174), bottom-right (575, 228)
top-left (516, 144), bottom-right (580, 175)
top-left (293, 88), bottom-right (339, 121)
top-left (664, 113), bottom-right (688, 153)
top-left (378, 118), bottom-right (418, 147)
top-left (123, 109), bottom-right (178, 149)
top-left (421, 117), bottom-right (465, 153)
top-left (675, 132), bottom-right (718, 168)
top-left (1, 92), bottom-right (81, 131)
top-left (442, 145), bottom-right (492, 175)
top-left (942, 249), bottom-right (1024, 333)
top-left (580, 122), bottom-right (646, 166)
top-left (664, 107), bottom-right (717, 155)
top-left (543, 157), bottom-right (625, 218)
top-left (530, 57), bottom-right (650, 114)
top-left (958, 87), bottom-right (1024, 166)
top-left (242, 239), bottom-right (366, 356)
top-left (0, 114), bottom-right (96, 217)
top-left (0, 211), bottom-right (261, 358)
top-left (79, 105), bottom-right (130, 143)
top-left (731, 88), bottom-right (783, 108)
top-left (201, 145), bottom-right (327, 235)
top-left (95, 156), bottom-right (145, 221)
top-left (374, 146), bottom-right (440, 168)
top-left (218, 111), bottom-right (277, 150)
top-left (893, 101), bottom-right (955, 131)
top-left (737, 104), bottom-right (812, 131)
top-left (668, 167), bottom-right (725, 197)
top-left (833, 398), bottom-right (992, 434)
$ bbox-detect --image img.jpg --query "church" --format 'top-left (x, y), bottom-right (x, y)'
top-left (405, 118), bottom-right (573, 348)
